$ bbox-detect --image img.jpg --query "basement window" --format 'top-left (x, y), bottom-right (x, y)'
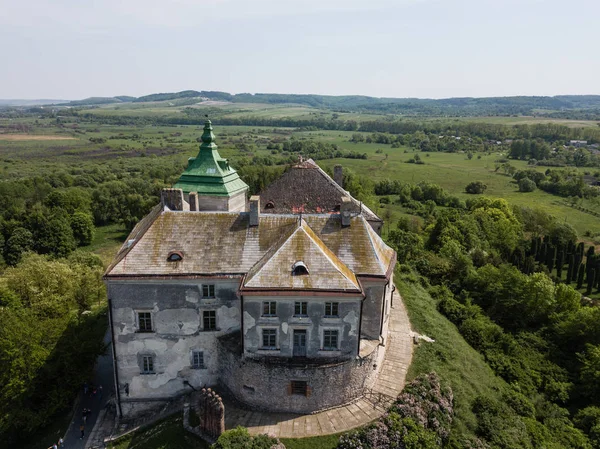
top-left (167, 251), bottom-right (183, 262)
top-left (292, 261), bottom-right (309, 276)
top-left (289, 380), bottom-right (311, 397)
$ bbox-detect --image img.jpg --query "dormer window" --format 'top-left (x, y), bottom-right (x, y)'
top-left (167, 251), bottom-right (183, 262)
top-left (292, 261), bottom-right (309, 276)
top-left (265, 201), bottom-right (275, 210)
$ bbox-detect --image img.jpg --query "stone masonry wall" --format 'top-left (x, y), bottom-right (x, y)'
top-left (219, 339), bottom-right (382, 414)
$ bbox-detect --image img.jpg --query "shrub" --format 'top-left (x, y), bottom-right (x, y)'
top-left (518, 178), bottom-right (537, 192)
top-left (213, 426), bottom-right (281, 449)
top-left (465, 181), bottom-right (488, 194)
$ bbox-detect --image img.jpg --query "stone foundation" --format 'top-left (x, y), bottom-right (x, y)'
top-left (218, 338), bottom-right (382, 414)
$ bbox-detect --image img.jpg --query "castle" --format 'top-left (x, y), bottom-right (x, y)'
top-left (104, 121), bottom-right (397, 417)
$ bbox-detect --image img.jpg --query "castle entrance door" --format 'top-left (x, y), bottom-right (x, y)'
top-left (293, 330), bottom-right (307, 357)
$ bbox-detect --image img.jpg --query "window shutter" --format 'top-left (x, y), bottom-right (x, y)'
top-left (306, 385), bottom-right (312, 397)
top-left (287, 383), bottom-right (293, 395)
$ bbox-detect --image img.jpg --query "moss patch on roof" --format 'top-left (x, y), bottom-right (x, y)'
top-left (106, 211), bottom-right (395, 281)
top-left (244, 219), bottom-right (360, 291)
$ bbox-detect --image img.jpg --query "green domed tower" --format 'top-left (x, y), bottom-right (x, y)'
top-left (174, 120), bottom-right (248, 211)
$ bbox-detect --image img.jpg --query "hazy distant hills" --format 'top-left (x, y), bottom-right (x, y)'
top-left (3, 91), bottom-right (600, 118)
top-left (0, 99), bottom-right (70, 106)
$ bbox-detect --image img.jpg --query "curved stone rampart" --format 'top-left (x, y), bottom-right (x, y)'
top-left (218, 340), bottom-right (382, 414)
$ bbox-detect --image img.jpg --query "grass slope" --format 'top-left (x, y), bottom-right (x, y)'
top-left (399, 274), bottom-right (508, 442)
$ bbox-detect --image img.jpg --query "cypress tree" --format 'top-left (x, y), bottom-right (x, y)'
top-left (546, 245), bottom-right (556, 272)
top-left (587, 268), bottom-right (596, 296)
top-left (566, 254), bottom-right (575, 284)
top-left (587, 245), bottom-right (595, 264)
top-left (524, 256), bottom-right (535, 275)
top-left (538, 242), bottom-right (546, 262)
top-left (577, 263), bottom-right (586, 289)
top-left (578, 242), bottom-right (585, 258)
top-left (556, 250), bottom-right (565, 279)
top-left (530, 238), bottom-right (538, 259)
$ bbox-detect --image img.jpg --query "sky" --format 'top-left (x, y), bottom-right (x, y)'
top-left (1, 0), bottom-right (599, 100)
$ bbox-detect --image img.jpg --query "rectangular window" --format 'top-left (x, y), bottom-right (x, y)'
top-left (294, 301), bottom-right (308, 316)
top-left (202, 284), bottom-right (215, 298)
top-left (325, 302), bottom-right (339, 317)
top-left (262, 329), bottom-right (277, 349)
top-left (323, 330), bottom-right (339, 351)
top-left (262, 301), bottom-right (277, 317)
top-left (290, 380), bottom-right (308, 396)
top-left (203, 310), bottom-right (217, 330)
top-left (141, 355), bottom-right (154, 374)
top-left (192, 351), bottom-right (205, 369)
top-left (137, 312), bottom-right (153, 332)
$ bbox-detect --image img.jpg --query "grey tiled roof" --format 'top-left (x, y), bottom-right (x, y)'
top-left (259, 159), bottom-right (382, 223)
top-left (243, 219), bottom-right (360, 292)
top-left (105, 210), bottom-right (395, 284)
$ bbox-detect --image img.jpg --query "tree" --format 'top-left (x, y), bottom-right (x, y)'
top-left (579, 344), bottom-right (600, 402)
top-left (350, 133), bottom-right (364, 143)
top-left (4, 227), bottom-right (33, 266)
top-left (577, 263), bottom-right (586, 289)
top-left (465, 181), bottom-right (488, 194)
top-left (587, 269), bottom-right (596, 296)
top-left (518, 177), bottom-right (537, 192)
top-left (550, 223), bottom-right (578, 248)
top-left (70, 212), bottom-right (95, 246)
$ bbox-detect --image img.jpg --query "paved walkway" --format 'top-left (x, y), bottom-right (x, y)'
top-left (224, 292), bottom-right (413, 438)
top-left (61, 328), bottom-right (115, 449)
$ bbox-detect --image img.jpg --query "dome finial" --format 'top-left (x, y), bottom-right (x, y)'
top-left (200, 117), bottom-right (217, 149)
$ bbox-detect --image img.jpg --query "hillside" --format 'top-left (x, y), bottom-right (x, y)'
top-left (5, 91), bottom-right (600, 119)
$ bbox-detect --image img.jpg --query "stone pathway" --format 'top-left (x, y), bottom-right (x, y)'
top-left (61, 328), bottom-right (115, 449)
top-left (224, 291), bottom-right (413, 438)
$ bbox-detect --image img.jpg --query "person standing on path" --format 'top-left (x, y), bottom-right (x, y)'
top-left (58, 437), bottom-right (64, 447)
top-left (99, 384), bottom-right (103, 399)
top-left (79, 423), bottom-right (85, 439)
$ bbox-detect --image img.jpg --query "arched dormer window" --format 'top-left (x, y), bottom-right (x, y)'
top-left (292, 261), bottom-right (309, 276)
top-left (167, 251), bottom-right (184, 262)
top-left (265, 201), bottom-right (275, 210)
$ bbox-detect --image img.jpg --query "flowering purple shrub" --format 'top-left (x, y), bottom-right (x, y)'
top-left (337, 372), bottom-right (453, 449)
top-left (390, 372), bottom-right (454, 445)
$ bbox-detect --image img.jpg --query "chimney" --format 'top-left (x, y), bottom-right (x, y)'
top-left (341, 196), bottom-right (352, 227)
top-left (161, 188), bottom-right (184, 211)
top-left (249, 195), bottom-right (260, 227)
top-left (189, 192), bottom-right (199, 211)
top-left (334, 165), bottom-right (343, 188)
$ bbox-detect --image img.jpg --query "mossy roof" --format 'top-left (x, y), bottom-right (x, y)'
top-left (105, 210), bottom-right (396, 285)
top-left (243, 219), bottom-right (360, 292)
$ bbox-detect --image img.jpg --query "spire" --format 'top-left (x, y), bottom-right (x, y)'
top-left (173, 120), bottom-right (249, 202)
top-left (200, 119), bottom-right (218, 151)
